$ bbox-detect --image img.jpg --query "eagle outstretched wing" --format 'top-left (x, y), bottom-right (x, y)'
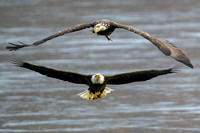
top-left (12, 60), bottom-right (91, 85)
top-left (106, 67), bottom-right (178, 85)
top-left (115, 23), bottom-right (193, 68)
top-left (7, 22), bottom-right (95, 51)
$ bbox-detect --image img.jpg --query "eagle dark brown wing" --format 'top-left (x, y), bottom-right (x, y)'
top-left (13, 60), bottom-right (91, 85)
top-left (7, 22), bottom-right (95, 51)
top-left (106, 67), bottom-right (177, 85)
top-left (115, 23), bottom-right (193, 68)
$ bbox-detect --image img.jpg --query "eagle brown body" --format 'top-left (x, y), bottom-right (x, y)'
top-left (13, 60), bottom-right (178, 100)
top-left (7, 19), bottom-right (193, 68)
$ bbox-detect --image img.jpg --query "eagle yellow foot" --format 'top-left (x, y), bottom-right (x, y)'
top-left (77, 87), bottom-right (114, 100)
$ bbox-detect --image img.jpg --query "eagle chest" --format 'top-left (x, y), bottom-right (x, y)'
top-left (89, 83), bottom-right (106, 93)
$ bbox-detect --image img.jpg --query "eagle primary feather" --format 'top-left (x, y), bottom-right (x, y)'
top-left (12, 59), bottom-right (179, 100)
top-left (7, 19), bottom-right (193, 68)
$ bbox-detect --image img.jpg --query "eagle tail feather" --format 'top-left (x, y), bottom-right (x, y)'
top-left (77, 87), bottom-right (114, 100)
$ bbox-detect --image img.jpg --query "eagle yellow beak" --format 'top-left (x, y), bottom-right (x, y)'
top-left (94, 27), bottom-right (100, 35)
top-left (96, 74), bottom-right (101, 79)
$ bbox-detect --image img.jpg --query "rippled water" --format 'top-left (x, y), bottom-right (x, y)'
top-left (0, 0), bottom-right (200, 132)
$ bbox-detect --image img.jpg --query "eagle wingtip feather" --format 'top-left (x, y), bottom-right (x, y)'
top-left (9, 57), bottom-right (25, 67)
top-left (170, 65), bottom-right (182, 73)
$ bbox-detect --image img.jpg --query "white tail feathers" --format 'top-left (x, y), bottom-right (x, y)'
top-left (77, 87), bottom-right (114, 100)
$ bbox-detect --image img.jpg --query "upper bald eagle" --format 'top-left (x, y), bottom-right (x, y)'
top-left (7, 19), bottom-right (193, 68)
top-left (12, 60), bottom-right (178, 100)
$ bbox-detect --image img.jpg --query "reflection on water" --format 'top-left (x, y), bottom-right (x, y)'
top-left (0, 0), bottom-right (200, 132)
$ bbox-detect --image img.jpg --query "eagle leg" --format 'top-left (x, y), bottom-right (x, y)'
top-left (105, 35), bottom-right (112, 41)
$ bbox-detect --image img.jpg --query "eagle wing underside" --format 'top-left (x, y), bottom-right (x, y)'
top-left (106, 68), bottom-right (175, 85)
top-left (13, 60), bottom-right (91, 85)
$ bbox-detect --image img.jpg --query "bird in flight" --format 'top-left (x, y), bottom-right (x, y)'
top-left (12, 59), bottom-right (178, 100)
top-left (7, 19), bottom-right (193, 68)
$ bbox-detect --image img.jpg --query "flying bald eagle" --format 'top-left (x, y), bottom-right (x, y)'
top-left (7, 19), bottom-right (193, 68)
top-left (12, 60), bottom-right (178, 100)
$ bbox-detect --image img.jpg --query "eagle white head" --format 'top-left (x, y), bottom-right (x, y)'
top-left (77, 73), bottom-right (113, 100)
top-left (94, 24), bottom-right (107, 35)
top-left (91, 73), bottom-right (105, 84)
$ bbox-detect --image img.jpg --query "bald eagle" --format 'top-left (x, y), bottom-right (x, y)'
top-left (7, 19), bottom-right (193, 68)
top-left (13, 60), bottom-right (178, 100)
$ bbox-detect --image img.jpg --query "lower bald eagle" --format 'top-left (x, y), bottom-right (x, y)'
top-left (7, 19), bottom-right (193, 68)
top-left (13, 60), bottom-right (178, 100)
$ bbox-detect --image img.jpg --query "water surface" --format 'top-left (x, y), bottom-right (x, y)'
top-left (0, 0), bottom-right (200, 132)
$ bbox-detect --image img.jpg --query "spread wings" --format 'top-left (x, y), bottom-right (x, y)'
top-left (12, 60), bottom-right (91, 85)
top-left (106, 67), bottom-right (177, 85)
top-left (115, 23), bottom-right (193, 68)
top-left (7, 22), bottom-right (95, 51)
top-left (7, 19), bottom-right (193, 68)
